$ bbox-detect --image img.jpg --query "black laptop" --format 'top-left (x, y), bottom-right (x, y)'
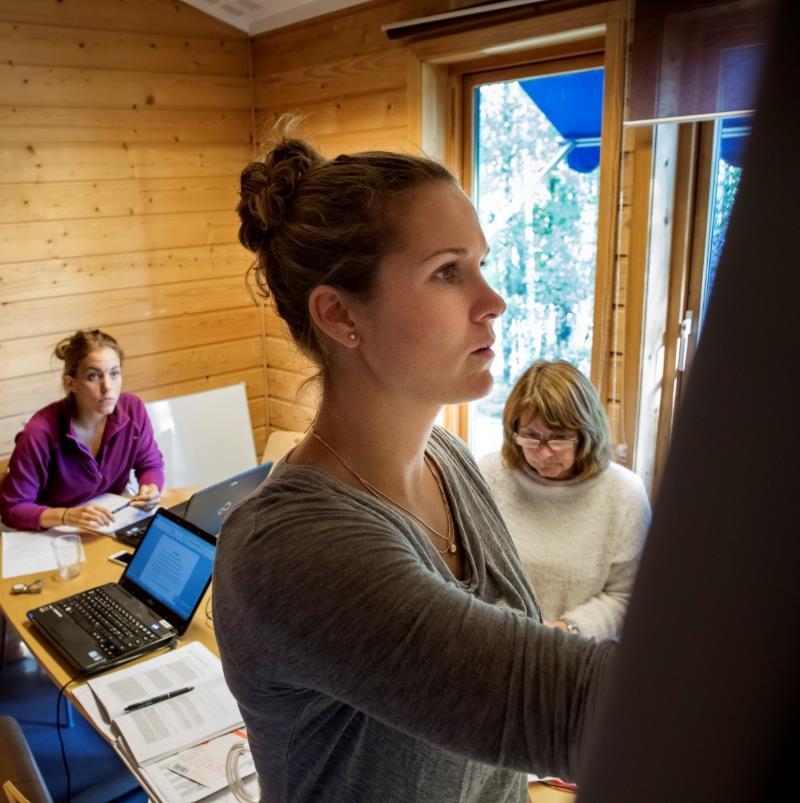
top-left (114, 461), bottom-right (272, 547)
top-left (28, 508), bottom-right (216, 675)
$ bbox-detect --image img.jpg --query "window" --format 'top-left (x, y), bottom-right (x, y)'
top-left (700, 116), bottom-right (749, 328)
top-left (407, 4), bottom-right (626, 460)
top-left (639, 115), bottom-right (751, 494)
top-left (463, 60), bottom-right (607, 460)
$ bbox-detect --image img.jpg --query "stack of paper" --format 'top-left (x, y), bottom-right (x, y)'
top-left (73, 642), bottom-right (255, 803)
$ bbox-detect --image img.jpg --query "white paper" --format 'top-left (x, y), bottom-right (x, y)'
top-left (142, 755), bottom-right (258, 803)
top-left (98, 711), bottom-right (256, 803)
top-left (86, 642), bottom-right (223, 721)
top-left (114, 676), bottom-right (243, 766)
top-left (1, 530), bottom-right (86, 579)
top-left (83, 642), bottom-right (242, 768)
top-left (72, 683), bottom-right (116, 741)
top-left (167, 729), bottom-right (253, 789)
top-left (56, 492), bottom-right (152, 535)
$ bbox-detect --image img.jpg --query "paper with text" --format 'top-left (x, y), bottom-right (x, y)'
top-left (87, 642), bottom-right (221, 722)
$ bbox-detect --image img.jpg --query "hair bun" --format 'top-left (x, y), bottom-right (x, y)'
top-left (53, 336), bottom-right (71, 362)
top-left (238, 138), bottom-right (322, 253)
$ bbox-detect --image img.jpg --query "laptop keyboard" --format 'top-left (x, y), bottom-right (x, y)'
top-left (54, 587), bottom-right (161, 658)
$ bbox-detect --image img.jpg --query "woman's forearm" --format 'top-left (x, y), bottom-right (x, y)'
top-left (38, 506), bottom-right (70, 530)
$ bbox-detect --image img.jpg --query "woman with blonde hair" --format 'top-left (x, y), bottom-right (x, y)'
top-left (213, 127), bottom-right (615, 803)
top-left (0, 329), bottom-right (164, 531)
top-left (480, 359), bottom-right (651, 639)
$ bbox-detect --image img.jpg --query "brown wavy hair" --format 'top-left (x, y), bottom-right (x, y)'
top-left (236, 116), bottom-right (455, 377)
top-left (501, 360), bottom-right (612, 480)
top-left (54, 329), bottom-right (123, 380)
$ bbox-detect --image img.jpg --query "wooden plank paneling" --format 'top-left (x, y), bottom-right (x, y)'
top-left (0, 22), bottom-right (249, 76)
top-left (0, 276), bottom-right (252, 341)
top-left (312, 127), bottom-right (416, 157)
top-left (263, 304), bottom-right (290, 338)
top-left (264, 335), bottom-right (315, 375)
top-left (1, 210), bottom-right (239, 263)
top-left (1, 176), bottom-right (240, 223)
top-left (0, 0), bottom-right (246, 38)
top-left (249, 0), bottom-right (448, 73)
top-left (0, 107), bottom-right (251, 144)
top-left (268, 398), bottom-right (316, 433)
top-left (0, 243), bottom-right (249, 303)
top-left (253, 48), bottom-right (407, 108)
top-left (115, 335), bottom-right (262, 391)
top-left (0, 413), bottom-right (31, 457)
top-left (0, 0), bottom-right (259, 466)
top-left (253, 426), bottom-right (267, 459)
top-left (256, 89), bottom-right (407, 142)
top-left (0, 142), bottom-right (249, 184)
top-left (0, 307), bottom-right (260, 381)
top-left (266, 367), bottom-right (320, 408)
top-left (0, 64), bottom-right (250, 110)
top-left (135, 367), bottom-right (264, 406)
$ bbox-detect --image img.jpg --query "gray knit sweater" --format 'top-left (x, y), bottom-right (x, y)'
top-left (213, 427), bottom-right (614, 803)
top-left (479, 453), bottom-right (651, 639)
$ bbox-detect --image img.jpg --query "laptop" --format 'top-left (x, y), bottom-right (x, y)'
top-left (114, 461), bottom-right (272, 547)
top-left (28, 508), bottom-right (216, 675)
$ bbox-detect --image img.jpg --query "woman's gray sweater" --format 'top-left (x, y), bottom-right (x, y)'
top-left (213, 427), bottom-right (614, 803)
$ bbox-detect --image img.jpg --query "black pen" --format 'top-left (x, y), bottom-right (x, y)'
top-left (124, 686), bottom-right (194, 712)
top-left (111, 500), bottom-right (132, 514)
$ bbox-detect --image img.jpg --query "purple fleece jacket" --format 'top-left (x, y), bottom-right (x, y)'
top-left (0, 394), bottom-right (164, 531)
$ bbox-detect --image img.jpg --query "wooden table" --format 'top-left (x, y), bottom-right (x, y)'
top-left (0, 489), bottom-right (215, 691)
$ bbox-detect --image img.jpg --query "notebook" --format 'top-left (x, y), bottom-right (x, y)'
top-left (114, 461), bottom-right (272, 548)
top-left (27, 508), bottom-right (216, 675)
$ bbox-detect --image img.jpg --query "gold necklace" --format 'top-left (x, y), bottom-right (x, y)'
top-left (311, 429), bottom-right (457, 554)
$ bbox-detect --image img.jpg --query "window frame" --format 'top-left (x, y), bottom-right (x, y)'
top-left (406, 1), bottom-right (627, 446)
top-left (459, 53), bottom-right (607, 453)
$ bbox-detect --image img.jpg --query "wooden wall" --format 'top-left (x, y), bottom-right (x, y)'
top-left (0, 0), bottom-right (264, 463)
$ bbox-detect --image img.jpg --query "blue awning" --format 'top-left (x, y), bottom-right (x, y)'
top-left (518, 68), bottom-right (604, 173)
top-left (720, 116), bottom-right (751, 167)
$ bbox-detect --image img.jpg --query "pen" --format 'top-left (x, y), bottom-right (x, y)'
top-left (124, 686), bottom-right (194, 712)
top-left (111, 500), bottom-right (132, 514)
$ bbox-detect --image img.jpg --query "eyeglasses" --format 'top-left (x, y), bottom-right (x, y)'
top-left (514, 433), bottom-right (578, 452)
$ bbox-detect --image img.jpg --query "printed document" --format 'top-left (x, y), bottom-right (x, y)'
top-left (81, 642), bottom-right (243, 766)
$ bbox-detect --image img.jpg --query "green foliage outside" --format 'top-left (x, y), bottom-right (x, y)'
top-left (705, 157), bottom-right (742, 316)
top-left (473, 80), bottom-right (600, 431)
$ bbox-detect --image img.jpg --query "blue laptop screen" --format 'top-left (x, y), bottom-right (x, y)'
top-left (124, 514), bottom-right (216, 620)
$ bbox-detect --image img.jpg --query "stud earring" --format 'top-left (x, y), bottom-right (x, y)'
top-left (348, 333), bottom-right (357, 342)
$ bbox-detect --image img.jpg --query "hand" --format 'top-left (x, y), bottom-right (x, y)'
top-left (130, 483), bottom-right (161, 510)
top-left (545, 620), bottom-right (571, 631)
top-left (64, 504), bottom-right (115, 530)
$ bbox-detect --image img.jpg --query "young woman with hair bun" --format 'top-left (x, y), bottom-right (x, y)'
top-left (0, 329), bottom-right (164, 531)
top-left (213, 123), bottom-right (615, 803)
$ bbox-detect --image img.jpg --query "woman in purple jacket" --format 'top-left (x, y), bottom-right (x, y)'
top-left (0, 329), bottom-right (165, 532)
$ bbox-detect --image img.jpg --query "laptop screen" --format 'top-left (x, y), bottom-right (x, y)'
top-left (123, 511), bottom-right (216, 620)
top-left (184, 460), bottom-right (272, 536)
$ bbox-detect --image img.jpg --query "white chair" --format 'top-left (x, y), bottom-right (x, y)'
top-left (261, 430), bottom-right (304, 465)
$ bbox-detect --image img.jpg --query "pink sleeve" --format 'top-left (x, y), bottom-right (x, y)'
top-left (0, 425), bottom-right (51, 531)
top-left (130, 397), bottom-right (165, 490)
